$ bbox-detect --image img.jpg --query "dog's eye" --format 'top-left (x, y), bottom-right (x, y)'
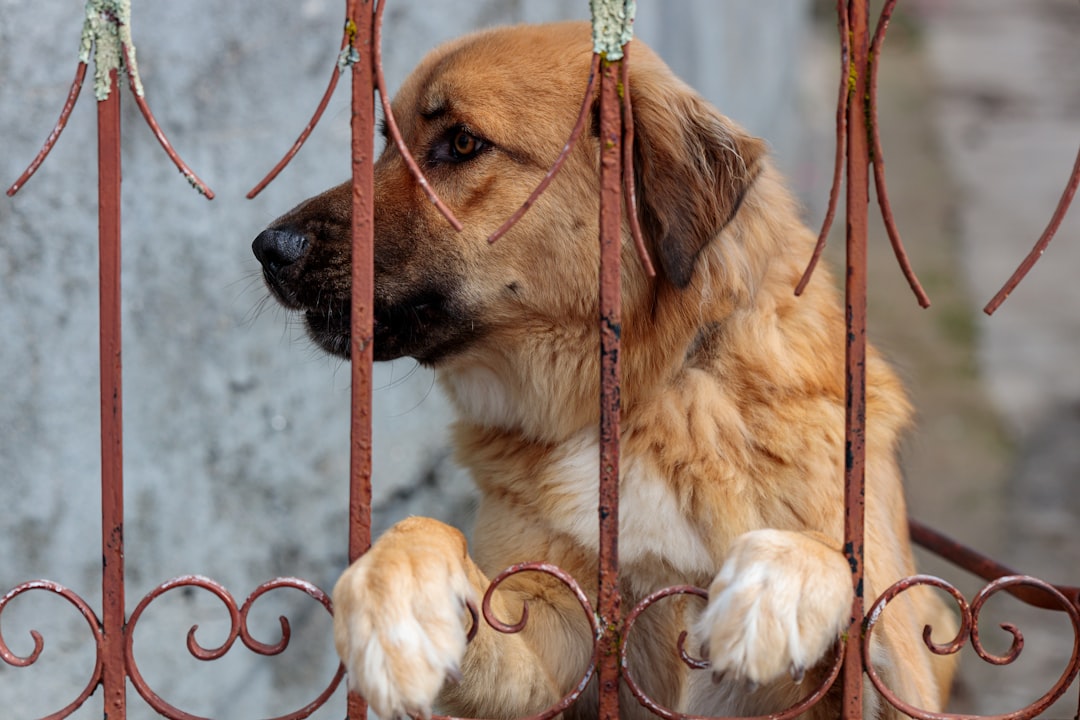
top-left (448, 128), bottom-right (484, 161)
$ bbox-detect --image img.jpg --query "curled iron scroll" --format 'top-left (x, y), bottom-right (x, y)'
top-left (0, 580), bottom-right (105, 718)
top-left (620, 585), bottom-right (845, 720)
top-left (864, 575), bottom-right (1080, 719)
top-left (124, 575), bottom-right (344, 720)
top-left (432, 562), bottom-right (601, 720)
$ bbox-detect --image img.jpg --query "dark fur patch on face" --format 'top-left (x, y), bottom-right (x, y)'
top-left (253, 182), bottom-right (486, 365)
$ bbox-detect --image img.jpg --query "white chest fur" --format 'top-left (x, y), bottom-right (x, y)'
top-left (545, 431), bottom-right (715, 577)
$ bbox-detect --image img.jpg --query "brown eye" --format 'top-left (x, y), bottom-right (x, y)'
top-left (450, 128), bottom-right (482, 160)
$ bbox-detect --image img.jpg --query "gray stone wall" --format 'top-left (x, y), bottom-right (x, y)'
top-left (0, 1), bottom-right (809, 717)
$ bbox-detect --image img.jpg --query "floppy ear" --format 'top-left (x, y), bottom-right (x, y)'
top-left (629, 63), bottom-right (767, 288)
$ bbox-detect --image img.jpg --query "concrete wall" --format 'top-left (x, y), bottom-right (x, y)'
top-left (0, 1), bottom-right (808, 717)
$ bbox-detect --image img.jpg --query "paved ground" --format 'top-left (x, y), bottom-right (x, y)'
top-left (806, 0), bottom-right (1080, 715)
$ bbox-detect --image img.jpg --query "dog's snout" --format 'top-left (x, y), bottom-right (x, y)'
top-left (252, 228), bottom-right (308, 276)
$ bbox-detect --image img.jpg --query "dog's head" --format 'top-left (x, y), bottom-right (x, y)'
top-left (253, 21), bottom-right (766, 386)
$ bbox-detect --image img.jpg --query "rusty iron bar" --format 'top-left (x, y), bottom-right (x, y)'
top-left (246, 26), bottom-right (350, 199)
top-left (347, 1), bottom-right (376, 719)
top-left (620, 586), bottom-right (845, 719)
top-left (796, 0), bottom-right (849, 297)
top-left (433, 562), bottom-right (601, 720)
top-left (841, 0), bottom-right (870, 716)
top-left (618, 44), bottom-right (656, 279)
top-left (5, 62), bottom-right (88, 197)
top-left (868, 0), bottom-right (929, 308)
top-left (910, 518), bottom-right (1080, 613)
top-left (597, 54), bottom-right (624, 720)
top-left (8, 11), bottom-right (215, 201)
top-left (486, 54), bottom-right (601, 245)
top-left (371, 0), bottom-right (463, 232)
top-left (347, 0), bottom-right (375, 567)
top-left (797, 0), bottom-right (930, 310)
top-left (466, 563), bottom-right (602, 720)
top-left (98, 65), bottom-right (127, 720)
top-left (864, 575), bottom-right (1080, 719)
top-left (984, 145), bottom-right (1080, 315)
top-left (0, 581), bottom-right (105, 718)
top-left (124, 576), bottom-right (344, 720)
top-left (119, 42), bottom-right (214, 199)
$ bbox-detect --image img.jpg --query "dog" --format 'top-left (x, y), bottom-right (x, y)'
top-left (252, 21), bottom-right (958, 720)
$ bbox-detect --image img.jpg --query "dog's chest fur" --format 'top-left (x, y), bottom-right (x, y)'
top-left (457, 415), bottom-right (718, 591)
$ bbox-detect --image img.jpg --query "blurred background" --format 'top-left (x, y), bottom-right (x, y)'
top-left (0, 0), bottom-right (1076, 717)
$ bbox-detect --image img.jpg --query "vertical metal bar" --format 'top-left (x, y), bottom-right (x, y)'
top-left (842, 1), bottom-right (870, 718)
top-left (98, 67), bottom-right (126, 720)
top-left (597, 56), bottom-right (623, 720)
top-left (348, 0), bottom-right (375, 717)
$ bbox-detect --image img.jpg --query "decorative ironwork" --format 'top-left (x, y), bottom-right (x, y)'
top-left (122, 576), bottom-right (344, 720)
top-left (619, 586), bottom-right (846, 720)
top-left (4, 1), bottom-right (1080, 719)
top-left (796, 0), bottom-right (928, 307)
top-left (0, 581), bottom-right (105, 719)
top-left (6, 1), bottom-right (212, 198)
top-left (864, 575), bottom-right (1080, 719)
top-left (984, 146), bottom-right (1080, 315)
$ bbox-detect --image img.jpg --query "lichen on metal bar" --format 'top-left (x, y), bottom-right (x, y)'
top-left (590, 0), bottom-right (636, 60)
top-left (80, 0), bottom-right (142, 100)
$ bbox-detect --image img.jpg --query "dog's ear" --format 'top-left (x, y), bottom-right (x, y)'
top-left (627, 62), bottom-right (767, 288)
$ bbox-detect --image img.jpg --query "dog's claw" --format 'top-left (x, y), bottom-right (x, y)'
top-left (711, 669), bottom-right (727, 685)
top-left (447, 664), bottom-right (463, 684)
top-left (790, 663), bottom-right (806, 684)
top-left (746, 680), bottom-right (760, 694)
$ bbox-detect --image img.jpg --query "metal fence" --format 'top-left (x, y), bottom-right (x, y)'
top-left (3, 0), bottom-right (1080, 718)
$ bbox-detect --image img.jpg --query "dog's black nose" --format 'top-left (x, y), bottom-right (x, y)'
top-left (252, 228), bottom-right (308, 276)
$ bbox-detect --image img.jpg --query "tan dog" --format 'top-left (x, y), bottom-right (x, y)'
top-left (253, 22), bottom-right (957, 720)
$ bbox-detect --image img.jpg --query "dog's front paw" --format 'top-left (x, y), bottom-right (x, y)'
top-left (696, 529), bottom-right (852, 689)
top-left (332, 518), bottom-right (477, 720)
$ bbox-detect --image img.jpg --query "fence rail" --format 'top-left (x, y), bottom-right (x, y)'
top-left (2, 0), bottom-right (1079, 718)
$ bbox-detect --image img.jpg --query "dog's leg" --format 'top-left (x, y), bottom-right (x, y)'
top-left (694, 529), bottom-right (853, 690)
top-left (332, 517), bottom-right (581, 720)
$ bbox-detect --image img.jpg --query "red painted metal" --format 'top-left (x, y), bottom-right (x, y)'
top-left (597, 55), bottom-right (625, 720)
top-left (5, 62), bottom-right (88, 197)
top-left (909, 519), bottom-right (1080, 612)
top-left (120, 43), bottom-right (214, 199)
top-left (841, 1), bottom-right (870, 717)
top-left (5, 3), bottom-right (1080, 720)
top-left (124, 576), bottom-right (344, 720)
top-left (796, 0), bottom-right (849, 297)
top-left (620, 586), bottom-right (845, 719)
top-left (0, 581), bottom-right (104, 718)
top-left (98, 66), bottom-right (127, 720)
top-left (868, 0), bottom-right (929, 308)
top-left (371, 0), bottom-right (463, 232)
top-left (984, 145), bottom-right (1080, 315)
top-left (618, 44), bottom-right (656, 279)
top-left (463, 563), bottom-right (601, 720)
top-left (487, 54), bottom-right (601, 245)
top-left (864, 575), bottom-right (1080, 719)
top-left (348, 2), bottom-right (376, 719)
top-left (346, 0), bottom-right (375, 572)
top-left (246, 28), bottom-right (350, 199)
top-left (6, 19), bottom-right (215, 202)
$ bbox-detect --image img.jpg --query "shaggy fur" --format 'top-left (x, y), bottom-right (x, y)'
top-left (252, 22), bottom-right (958, 720)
